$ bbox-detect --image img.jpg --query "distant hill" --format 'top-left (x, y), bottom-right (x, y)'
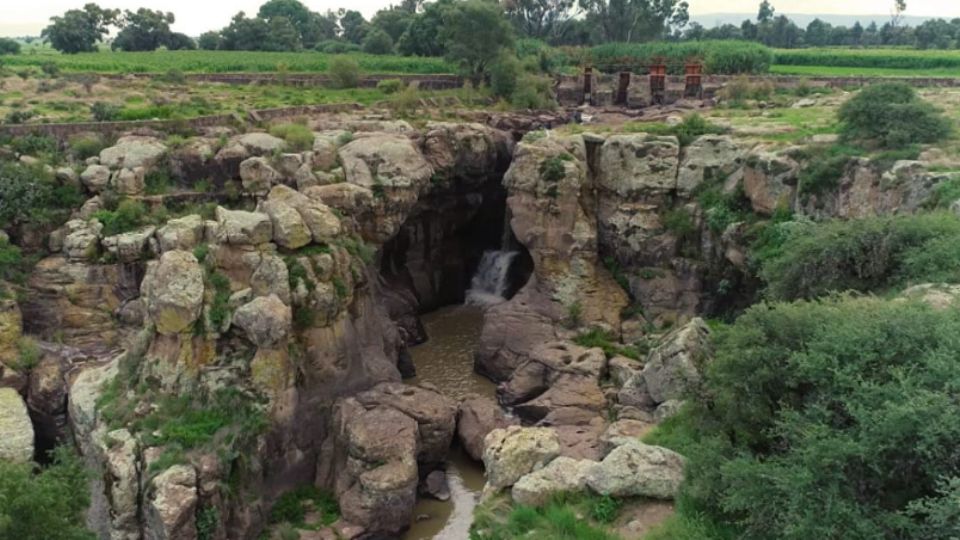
top-left (690, 13), bottom-right (940, 28)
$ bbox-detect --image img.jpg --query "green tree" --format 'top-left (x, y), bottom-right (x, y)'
top-left (362, 28), bottom-right (394, 55)
top-left (197, 31), bottom-right (221, 50)
top-left (397, 0), bottom-right (453, 56)
top-left (258, 0), bottom-right (330, 48)
top-left (339, 10), bottom-right (370, 44)
top-left (371, 7), bottom-right (415, 43)
top-left (442, 0), bottom-right (514, 84)
top-left (219, 12), bottom-right (270, 50)
top-left (503, 0), bottom-right (576, 41)
top-left (111, 9), bottom-right (176, 51)
top-left (263, 16), bottom-right (302, 51)
top-left (757, 0), bottom-right (774, 23)
top-left (0, 447), bottom-right (94, 540)
top-left (579, 0), bottom-right (690, 42)
top-left (42, 3), bottom-right (119, 54)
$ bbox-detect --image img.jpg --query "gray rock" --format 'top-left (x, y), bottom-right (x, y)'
top-left (80, 164), bottom-right (111, 193)
top-left (0, 387), bottom-right (34, 463)
top-left (239, 156), bottom-right (281, 195)
top-left (215, 207), bottom-right (273, 245)
top-left (144, 465), bottom-right (197, 540)
top-left (232, 294), bottom-right (291, 347)
top-left (482, 426), bottom-right (561, 492)
top-left (157, 215), bottom-right (205, 253)
top-left (511, 456), bottom-right (595, 506)
top-left (140, 250), bottom-right (205, 335)
top-left (585, 440), bottom-right (684, 499)
top-left (100, 136), bottom-right (167, 169)
top-left (102, 226), bottom-right (156, 262)
top-left (236, 132), bottom-right (286, 155)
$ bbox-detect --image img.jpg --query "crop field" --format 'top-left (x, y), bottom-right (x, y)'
top-left (2, 50), bottom-right (454, 74)
top-left (773, 48), bottom-right (960, 77)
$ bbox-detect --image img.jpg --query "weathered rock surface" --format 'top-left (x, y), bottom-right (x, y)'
top-left (511, 456), bottom-right (595, 506)
top-left (144, 465), bottom-right (198, 540)
top-left (232, 294), bottom-right (292, 348)
top-left (239, 156), bottom-right (281, 194)
top-left (216, 207), bottom-right (273, 245)
top-left (141, 250), bottom-right (205, 335)
top-left (157, 214), bottom-right (205, 252)
top-left (482, 426), bottom-right (561, 492)
top-left (0, 387), bottom-right (34, 462)
top-left (100, 136), bottom-right (167, 169)
top-left (585, 440), bottom-right (685, 499)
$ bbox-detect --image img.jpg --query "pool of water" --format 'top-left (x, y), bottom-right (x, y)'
top-left (403, 304), bottom-right (494, 540)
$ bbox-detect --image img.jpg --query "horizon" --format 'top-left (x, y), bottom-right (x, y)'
top-left (3, 0), bottom-right (960, 39)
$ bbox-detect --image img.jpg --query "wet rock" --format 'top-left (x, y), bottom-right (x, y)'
top-left (585, 440), bottom-right (685, 499)
top-left (420, 470), bottom-right (450, 501)
top-left (457, 395), bottom-right (517, 462)
top-left (144, 465), bottom-right (197, 540)
top-left (100, 136), bottom-right (167, 169)
top-left (239, 156), bottom-right (281, 195)
top-left (511, 456), bottom-right (595, 506)
top-left (0, 387), bottom-right (34, 463)
top-left (231, 294), bottom-right (291, 348)
top-left (355, 382), bottom-right (457, 466)
top-left (215, 206), bottom-right (273, 245)
top-left (140, 250), bottom-right (205, 335)
top-left (482, 426), bottom-right (561, 492)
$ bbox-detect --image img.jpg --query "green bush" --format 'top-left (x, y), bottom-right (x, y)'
top-left (362, 29), bottom-right (394, 55)
top-left (761, 211), bottom-right (960, 300)
top-left (269, 122), bottom-right (314, 151)
top-left (376, 78), bottom-right (404, 94)
top-left (490, 53), bottom-right (521, 100)
top-left (643, 114), bottom-right (727, 147)
top-left (471, 495), bottom-right (619, 540)
top-left (269, 486), bottom-right (339, 526)
top-left (0, 162), bottom-right (82, 231)
top-left (510, 74), bottom-right (556, 110)
top-left (590, 41), bottom-right (772, 75)
top-left (90, 102), bottom-right (121, 122)
top-left (0, 447), bottom-right (94, 540)
top-left (327, 57), bottom-right (362, 89)
top-left (670, 295), bottom-right (960, 540)
top-left (838, 83), bottom-right (952, 149)
top-left (69, 134), bottom-right (107, 160)
top-left (0, 38), bottom-right (21, 56)
top-left (94, 199), bottom-right (148, 236)
top-left (315, 40), bottom-right (361, 54)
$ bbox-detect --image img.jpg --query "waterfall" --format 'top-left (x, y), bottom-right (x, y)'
top-left (465, 250), bottom-right (518, 306)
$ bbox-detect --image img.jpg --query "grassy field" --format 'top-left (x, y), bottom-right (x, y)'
top-left (2, 50), bottom-right (453, 74)
top-left (770, 64), bottom-right (960, 77)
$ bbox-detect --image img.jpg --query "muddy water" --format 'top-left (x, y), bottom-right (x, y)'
top-left (404, 305), bottom-right (494, 540)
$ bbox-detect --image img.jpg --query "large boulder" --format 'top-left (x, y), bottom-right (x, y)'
top-left (239, 157), bottom-right (281, 195)
top-left (215, 207), bottom-right (273, 245)
top-left (80, 164), bottom-right (111, 193)
top-left (267, 185), bottom-right (341, 243)
top-left (637, 317), bottom-right (710, 405)
top-left (355, 382), bottom-right (457, 466)
top-left (157, 215), bottom-right (205, 253)
top-left (62, 219), bottom-right (102, 261)
top-left (236, 132), bottom-right (286, 155)
top-left (231, 294), bottom-right (291, 348)
top-left (259, 198), bottom-right (311, 249)
top-left (457, 395), bottom-right (517, 461)
top-left (482, 426), bottom-right (561, 492)
top-left (598, 134), bottom-right (680, 197)
top-left (99, 136), bottom-right (167, 169)
top-left (102, 226), bottom-right (156, 263)
top-left (144, 465), bottom-right (198, 540)
top-left (511, 456), bottom-right (595, 506)
top-left (0, 387), bottom-right (34, 462)
top-left (742, 150), bottom-right (799, 215)
top-left (140, 250), bottom-right (205, 335)
top-left (112, 167), bottom-right (145, 196)
top-left (585, 440), bottom-right (685, 499)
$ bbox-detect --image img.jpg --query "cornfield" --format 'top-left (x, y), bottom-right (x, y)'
top-left (588, 41), bottom-right (774, 74)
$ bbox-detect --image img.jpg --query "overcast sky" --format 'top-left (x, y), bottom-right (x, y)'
top-left (3, 0), bottom-right (960, 38)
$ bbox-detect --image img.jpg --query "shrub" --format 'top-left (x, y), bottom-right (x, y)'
top-left (510, 74), bottom-right (555, 110)
top-left (90, 101), bottom-right (121, 122)
top-left (69, 134), bottom-right (107, 160)
top-left (760, 211), bottom-right (960, 300)
top-left (643, 114), bottom-right (727, 146)
top-left (157, 69), bottom-right (187, 85)
top-left (839, 83), bottom-right (952, 149)
top-left (718, 76), bottom-right (775, 104)
top-left (362, 29), bottom-right (394, 55)
top-left (94, 199), bottom-right (148, 236)
top-left (269, 486), bottom-right (339, 526)
top-left (0, 238), bottom-right (29, 284)
top-left (40, 61), bottom-right (60, 77)
top-left (0, 446), bottom-right (94, 540)
top-left (376, 78), bottom-right (404, 94)
top-left (327, 57), bottom-right (361, 89)
top-left (0, 162), bottom-right (81, 231)
top-left (269, 122), bottom-right (314, 152)
top-left (4, 109), bottom-right (34, 124)
top-left (14, 336), bottom-right (41, 371)
top-left (0, 38), bottom-right (21, 56)
top-left (670, 295), bottom-right (960, 540)
top-left (490, 53), bottom-right (521, 100)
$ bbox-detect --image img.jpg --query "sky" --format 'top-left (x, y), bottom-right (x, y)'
top-left (3, 0), bottom-right (960, 38)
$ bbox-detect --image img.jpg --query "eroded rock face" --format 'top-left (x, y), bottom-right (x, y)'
top-left (0, 387), bottom-right (34, 463)
top-left (585, 440), bottom-right (685, 499)
top-left (157, 214), bottom-right (205, 253)
top-left (215, 207), bottom-right (273, 245)
top-left (141, 250), bottom-right (205, 335)
top-left (100, 136), bottom-right (167, 169)
top-left (240, 157), bottom-right (281, 195)
top-left (598, 134), bottom-right (680, 196)
top-left (482, 426), bottom-right (561, 492)
top-left (267, 185), bottom-right (342, 243)
top-left (620, 318), bottom-right (711, 407)
top-left (144, 465), bottom-right (198, 540)
top-left (457, 395), bottom-right (517, 462)
top-left (677, 135), bottom-right (746, 196)
top-left (511, 456), bottom-right (594, 506)
top-left (743, 151), bottom-right (799, 215)
top-left (232, 294), bottom-right (292, 348)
